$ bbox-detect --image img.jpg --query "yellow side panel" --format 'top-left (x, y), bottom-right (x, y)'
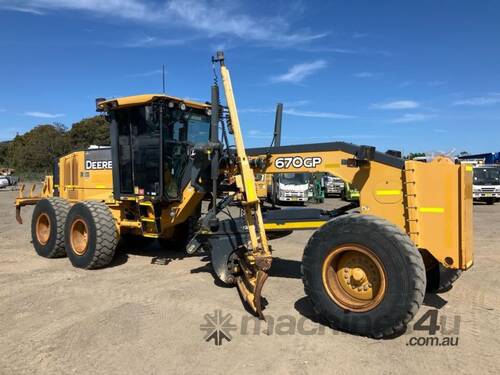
top-left (58, 151), bottom-right (113, 202)
top-left (406, 159), bottom-right (473, 269)
top-left (459, 164), bottom-right (474, 268)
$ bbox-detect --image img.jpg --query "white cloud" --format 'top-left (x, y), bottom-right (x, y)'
top-left (25, 111), bottom-right (65, 119)
top-left (399, 80), bottom-right (445, 87)
top-left (352, 32), bottom-right (369, 39)
top-left (126, 69), bottom-right (163, 78)
top-left (284, 108), bottom-right (354, 119)
top-left (122, 36), bottom-right (186, 48)
top-left (453, 94), bottom-right (500, 106)
top-left (371, 100), bottom-right (419, 110)
top-left (271, 60), bottom-right (327, 84)
top-left (0, 5), bottom-right (45, 15)
top-left (354, 72), bottom-right (382, 79)
top-left (247, 129), bottom-right (272, 139)
top-left (240, 102), bottom-right (353, 119)
top-left (427, 80), bottom-right (445, 87)
top-left (390, 113), bottom-right (434, 123)
top-left (4, 0), bottom-right (326, 45)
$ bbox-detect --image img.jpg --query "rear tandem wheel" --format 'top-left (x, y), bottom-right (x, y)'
top-left (64, 201), bottom-right (118, 269)
top-left (31, 198), bottom-right (71, 258)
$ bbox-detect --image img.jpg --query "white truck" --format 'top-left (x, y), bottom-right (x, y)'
top-left (273, 173), bottom-right (309, 204)
top-left (323, 174), bottom-right (344, 197)
top-left (473, 165), bottom-right (500, 205)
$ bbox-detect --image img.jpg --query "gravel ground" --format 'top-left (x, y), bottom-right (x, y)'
top-left (0, 189), bottom-right (499, 374)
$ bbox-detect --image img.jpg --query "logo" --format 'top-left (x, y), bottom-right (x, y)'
top-left (85, 160), bottom-right (113, 170)
top-left (200, 309), bottom-right (461, 346)
top-left (200, 310), bottom-right (237, 346)
top-left (406, 309), bottom-right (460, 347)
top-left (274, 156), bottom-right (322, 169)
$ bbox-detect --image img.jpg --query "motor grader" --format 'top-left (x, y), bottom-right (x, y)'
top-left (15, 52), bottom-right (473, 338)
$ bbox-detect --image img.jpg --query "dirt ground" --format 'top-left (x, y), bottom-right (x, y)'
top-left (1, 189), bottom-right (499, 375)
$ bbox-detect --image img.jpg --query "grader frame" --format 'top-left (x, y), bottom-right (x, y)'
top-left (15, 52), bottom-right (473, 338)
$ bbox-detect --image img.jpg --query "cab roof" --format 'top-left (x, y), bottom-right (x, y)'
top-left (96, 94), bottom-right (210, 111)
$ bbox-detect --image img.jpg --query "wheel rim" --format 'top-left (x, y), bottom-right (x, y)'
top-left (36, 213), bottom-right (51, 245)
top-left (322, 244), bottom-right (387, 312)
top-left (70, 219), bottom-right (89, 256)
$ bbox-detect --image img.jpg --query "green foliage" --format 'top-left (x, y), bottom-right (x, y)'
top-left (0, 141), bottom-right (10, 167)
top-left (69, 116), bottom-right (110, 149)
top-left (3, 115), bottom-right (110, 173)
top-left (7, 124), bottom-right (71, 174)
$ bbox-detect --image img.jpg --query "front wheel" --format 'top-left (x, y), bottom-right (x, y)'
top-left (302, 214), bottom-right (426, 338)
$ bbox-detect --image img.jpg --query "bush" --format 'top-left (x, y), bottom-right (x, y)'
top-left (3, 115), bottom-right (110, 173)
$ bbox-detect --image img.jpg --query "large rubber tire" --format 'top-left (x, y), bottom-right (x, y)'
top-left (31, 198), bottom-right (70, 258)
top-left (426, 263), bottom-right (462, 293)
top-left (64, 201), bottom-right (118, 269)
top-left (302, 214), bottom-right (426, 338)
top-left (486, 198), bottom-right (495, 205)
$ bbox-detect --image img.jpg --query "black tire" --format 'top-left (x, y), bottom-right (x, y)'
top-left (65, 201), bottom-right (117, 269)
top-left (31, 198), bottom-right (70, 258)
top-left (302, 214), bottom-right (426, 338)
top-left (426, 263), bottom-right (462, 293)
top-left (486, 198), bottom-right (495, 205)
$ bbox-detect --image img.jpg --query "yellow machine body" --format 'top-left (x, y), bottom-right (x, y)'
top-left (254, 173), bottom-right (268, 199)
top-left (13, 52), bottom-right (474, 337)
top-left (246, 149), bottom-right (473, 271)
top-left (16, 115), bottom-right (474, 272)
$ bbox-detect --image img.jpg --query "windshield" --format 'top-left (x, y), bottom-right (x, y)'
top-left (186, 113), bottom-right (210, 144)
top-left (255, 173), bottom-right (265, 182)
top-left (161, 109), bottom-right (210, 199)
top-left (279, 173), bottom-right (308, 185)
top-left (164, 111), bottom-right (210, 144)
top-left (474, 167), bottom-right (500, 185)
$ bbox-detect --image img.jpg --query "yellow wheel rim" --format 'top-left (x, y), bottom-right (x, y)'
top-left (36, 213), bottom-right (51, 245)
top-left (70, 219), bottom-right (89, 256)
top-left (322, 244), bottom-right (386, 312)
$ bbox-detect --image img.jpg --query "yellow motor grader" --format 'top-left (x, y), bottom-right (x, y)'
top-left (15, 52), bottom-right (473, 338)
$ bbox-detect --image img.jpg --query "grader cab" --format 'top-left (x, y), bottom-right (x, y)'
top-left (15, 52), bottom-right (473, 338)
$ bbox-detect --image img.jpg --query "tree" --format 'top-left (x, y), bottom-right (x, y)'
top-left (7, 124), bottom-right (71, 173)
top-left (0, 141), bottom-right (10, 167)
top-left (69, 115), bottom-right (110, 149)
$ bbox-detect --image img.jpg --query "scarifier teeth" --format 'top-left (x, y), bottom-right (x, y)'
top-left (254, 270), bottom-right (269, 320)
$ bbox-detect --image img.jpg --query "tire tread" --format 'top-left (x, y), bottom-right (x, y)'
top-left (301, 214), bottom-right (426, 338)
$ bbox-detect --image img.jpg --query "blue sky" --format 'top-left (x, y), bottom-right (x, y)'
top-left (0, 0), bottom-right (499, 154)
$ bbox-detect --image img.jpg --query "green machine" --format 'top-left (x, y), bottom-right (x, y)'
top-left (342, 182), bottom-right (360, 201)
